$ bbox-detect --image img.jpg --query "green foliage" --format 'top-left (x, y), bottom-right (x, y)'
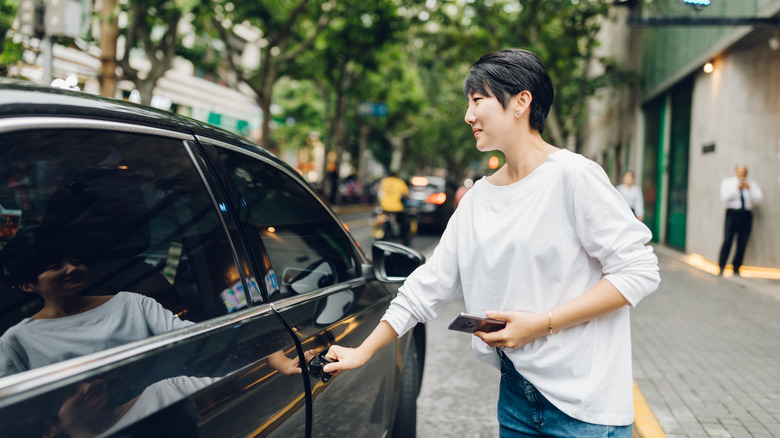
top-left (0, 0), bottom-right (20, 76)
top-left (273, 77), bottom-right (326, 151)
top-left (401, 0), bottom-right (630, 166)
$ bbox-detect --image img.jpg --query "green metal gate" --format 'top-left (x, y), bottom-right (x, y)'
top-left (665, 81), bottom-right (692, 250)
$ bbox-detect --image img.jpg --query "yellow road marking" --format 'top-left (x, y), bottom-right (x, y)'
top-left (633, 380), bottom-right (665, 438)
top-left (682, 253), bottom-right (780, 279)
top-left (345, 217), bottom-right (372, 230)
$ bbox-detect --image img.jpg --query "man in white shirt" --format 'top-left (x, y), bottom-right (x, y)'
top-left (718, 165), bottom-right (763, 276)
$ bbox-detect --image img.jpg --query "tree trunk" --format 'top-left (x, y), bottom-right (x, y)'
top-left (388, 134), bottom-right (404, 172)
top-left (137, 80), bottom-right (155, 106)
top-left (545, 106), bottom-right (566, 148)
top-left (99, 0), bottom-right (119, 98)
top-left (330, 89), bottom-right (349, 204)
top-left (258, 98), bottom-right (273, 151)
top-left (357, 125), bottom-right (370, 183)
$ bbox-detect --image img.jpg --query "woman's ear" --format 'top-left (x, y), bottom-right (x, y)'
top-left (513, 90), bottom-right (533, 117)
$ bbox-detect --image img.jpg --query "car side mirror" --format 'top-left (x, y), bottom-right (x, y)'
top-left (369, 241), bottom-right (425, 283)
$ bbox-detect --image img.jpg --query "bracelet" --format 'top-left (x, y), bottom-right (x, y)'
top-left (548, 311), bottom-right (553, 335)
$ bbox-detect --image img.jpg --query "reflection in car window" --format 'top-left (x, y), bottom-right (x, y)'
top-left (213, 148), bottom-right (357, 301)
top-left (48, 375), bottom-right (218, 438)
top-left (0, 129), bottom-right (244, 376)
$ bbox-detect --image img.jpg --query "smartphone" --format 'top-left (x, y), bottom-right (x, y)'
top-left (447, 313), bottom-right (506, 333)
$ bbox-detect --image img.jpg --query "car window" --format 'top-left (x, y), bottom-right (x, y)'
top-left (0, 128), bottom-right (250, 377)
top-left (210, 147), bottom-right (358, 301)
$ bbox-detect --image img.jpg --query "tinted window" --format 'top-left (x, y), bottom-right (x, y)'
top-left (212, 147), bottom-right (357, 301)
top-left (0, 128), bottom-right (248, 376)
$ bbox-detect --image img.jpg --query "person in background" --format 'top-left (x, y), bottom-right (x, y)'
top-left (616, 170), bottom-right (644, 221)
top-left (377, 171), bottom-right (409, 238)
top-left (717, 165), bottom-right (762, 277)
top-left (323, 48), bottom-right (660, 437)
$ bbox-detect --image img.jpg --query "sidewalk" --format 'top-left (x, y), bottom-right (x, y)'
top-left (632, 245), bottom-right (780, 437)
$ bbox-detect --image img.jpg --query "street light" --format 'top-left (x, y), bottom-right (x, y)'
top-left (703, 62), bottom-right (714, 74)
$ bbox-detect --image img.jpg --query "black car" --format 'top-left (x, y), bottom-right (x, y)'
top-left (0, 79), bottom-right (426, 438)
top-left (407, 175), bottom-right (455, 231)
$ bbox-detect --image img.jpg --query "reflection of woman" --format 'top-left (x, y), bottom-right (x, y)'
top-left (46, 376), bottom-right (218, 438)
top-left (324, 49), bottom-right (660, 436)
top-left (0, 248), bottom-right (192, 376)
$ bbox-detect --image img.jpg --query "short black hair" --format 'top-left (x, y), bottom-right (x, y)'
top-left (463, 48), bottom-right (554, 133)
top-left (0, 226), bottom-right (83, 287)
top-left (11, 251), bottom-right (82, 287)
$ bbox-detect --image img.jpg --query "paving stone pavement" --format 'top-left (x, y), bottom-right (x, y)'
top-left (632, 246), bottom-right (780, 437)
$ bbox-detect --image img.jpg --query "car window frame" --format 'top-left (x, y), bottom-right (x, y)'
top-left (194, 136), bottom-right (369, 292)
top-left (0, 118), bottom-right (274, 403)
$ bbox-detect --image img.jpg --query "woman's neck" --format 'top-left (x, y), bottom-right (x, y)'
top-left (491, 133), bottom-right (558, 185)
top-left (34, 295), bottom-right (111, 319)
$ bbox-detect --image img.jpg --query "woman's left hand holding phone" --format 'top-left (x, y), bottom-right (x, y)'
top-left (474, 310), bottom-right (548, 349)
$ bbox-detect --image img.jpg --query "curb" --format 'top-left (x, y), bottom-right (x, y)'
top-left (651, 244), bottom-right (780, 302)
top-left (330, 203), bottom-right (376, 215)
top-left (633, 381), bottom-right (666, 438)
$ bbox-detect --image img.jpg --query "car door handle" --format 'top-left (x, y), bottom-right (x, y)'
top-left (308, 348), bottom-right (333, 383)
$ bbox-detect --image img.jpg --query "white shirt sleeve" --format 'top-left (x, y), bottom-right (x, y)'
top-left (720, 177), bottom-right (740, 205)
top-left (573, 163), bottom-right (660, 306)
top-left (0, 331), bottom-right (27, 376)
top-left (137, 294), bottom-right (195, 335)
top-left (381, 212), bottom-right (463, 337)
top-left (748, 179), bottom-right (763, 207)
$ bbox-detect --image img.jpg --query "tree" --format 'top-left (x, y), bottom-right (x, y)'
top-left (303, 0), bottom-right (408, 200)
top-left (0, 0), bottom-right (21, 77)
top-left (192, 0), bottom-right (335, 152)
top-left (117, 0), bottom-right (189, 105)
top-left (99, 0), bottom-right (120, 98)
top-left (404, 0), bottom-right (632, 167)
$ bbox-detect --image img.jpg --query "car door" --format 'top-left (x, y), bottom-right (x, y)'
top-left (201, 140), bottom-right (400, 438)
top-left (0, 121), bottom-right (306, 437)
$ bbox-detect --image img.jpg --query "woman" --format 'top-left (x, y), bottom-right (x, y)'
top-left (0, 244), bottom-right (193, 376)
top-left (323, 49), bottom-right (660, 437)
top-left (616, 170), bottom-right (645, 221)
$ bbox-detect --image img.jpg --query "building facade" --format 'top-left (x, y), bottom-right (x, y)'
top-left (581, 0), bottom-right (780, 269)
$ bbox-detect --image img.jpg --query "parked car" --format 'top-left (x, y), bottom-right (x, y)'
top-left (406, 175), bottom-right (455, 231)
top-left (0, 79), bottom-right (426, 438)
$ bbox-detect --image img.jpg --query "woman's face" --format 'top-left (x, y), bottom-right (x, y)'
top-left (31, 255), bottom-right (88, 296)
top-left (464, 92), bottom-right (514, 153)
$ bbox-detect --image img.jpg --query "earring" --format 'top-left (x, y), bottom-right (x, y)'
top-left (515, 112), bottom-right (520, 117)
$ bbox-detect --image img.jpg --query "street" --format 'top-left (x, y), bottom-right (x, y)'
top-left (338, 206), bottom-right (780, 438)
top-left (339, 205), bottom-right (500, 437)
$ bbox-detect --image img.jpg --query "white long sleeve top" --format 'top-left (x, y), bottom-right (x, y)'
top-left (382, 149), bottom-right (660, 426)
top-left (0, 292), bottom-right (194, 376)
top-left (720, 176), bottom-right (762, 211)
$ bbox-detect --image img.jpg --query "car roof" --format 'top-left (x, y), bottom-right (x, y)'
top-left (0, 78), bottom-right (280, 165)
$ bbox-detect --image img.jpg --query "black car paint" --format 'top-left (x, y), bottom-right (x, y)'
top-left (0, 80), bottom-right (425, 437)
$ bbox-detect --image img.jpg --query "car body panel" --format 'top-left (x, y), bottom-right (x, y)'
top-left (0, 80), bottom-right (423, 438)
top-left (407, 175), bottom-right (455, 230)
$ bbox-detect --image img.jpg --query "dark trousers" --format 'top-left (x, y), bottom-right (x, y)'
top-left (718, 209), bottom-right (753, 273)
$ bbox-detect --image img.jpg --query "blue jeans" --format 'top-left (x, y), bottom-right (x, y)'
top-left (498, 351), bottom-right (633, 438)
